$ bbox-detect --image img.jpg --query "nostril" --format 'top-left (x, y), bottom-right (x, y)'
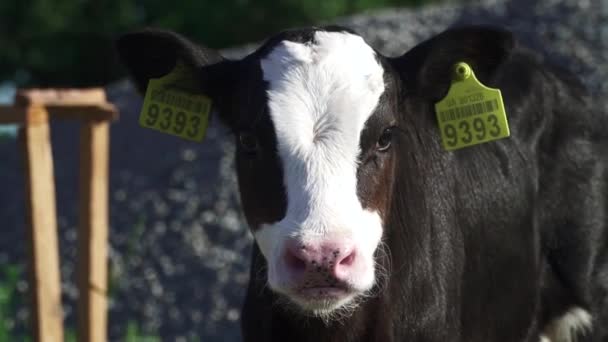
top-left (332, 248), bottom-right (357, 281)
top-left (285, 249), bottom-right (307, 272)
top-left (338, 250), bottom-right (356, 267)
top-left (284, 240), bottom-right (358, 284)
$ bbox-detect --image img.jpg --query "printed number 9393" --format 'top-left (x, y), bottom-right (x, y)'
top-left (143, 103), bottom-right (203, 139)
top-left (443, 114), bottom-right (501, 148)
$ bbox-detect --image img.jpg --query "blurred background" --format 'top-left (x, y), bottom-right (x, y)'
top-left (0, 0), bottom-right (437, 88)
top-left (0, 0), bottom-right (606, 341)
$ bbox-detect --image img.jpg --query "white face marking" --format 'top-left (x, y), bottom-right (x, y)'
top-left (256, 31), bottom-right (386, 308)
top-left (542, 307), bottom-right (592, 342)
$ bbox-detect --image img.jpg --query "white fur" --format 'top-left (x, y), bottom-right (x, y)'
top-left (256, 31), bottom-right (386, 308)
top-left (542, 307), bottom-right (592, 342)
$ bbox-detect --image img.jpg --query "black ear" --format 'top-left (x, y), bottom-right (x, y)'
top-left (394, 26), bottom-right (515, 100)
top-left (116, 28), bottom-right (225, 94)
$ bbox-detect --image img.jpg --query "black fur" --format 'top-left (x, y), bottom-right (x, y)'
top-left (116, 25), bottom-right (608, 342)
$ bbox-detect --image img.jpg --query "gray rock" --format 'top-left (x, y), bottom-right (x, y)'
top-left (0, 0), bottom-right (605, 340)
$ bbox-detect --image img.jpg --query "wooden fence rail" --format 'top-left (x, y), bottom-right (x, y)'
top-left (0, 88), bottom-right (118, 342)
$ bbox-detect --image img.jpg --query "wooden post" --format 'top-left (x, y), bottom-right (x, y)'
top-left (77, 120), bottom-right (110, 342)
top-left (20, 105), bottom-right (64, 342)
top-left (1, 88), bottom-right (118, 342)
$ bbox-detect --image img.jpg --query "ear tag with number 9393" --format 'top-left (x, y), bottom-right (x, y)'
top-left (139, 63), bottom-right (212, 142)
top-left (434, 62), bottom-right (510, 151)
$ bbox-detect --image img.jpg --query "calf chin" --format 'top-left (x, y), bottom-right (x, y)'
top-left (284, 292), bottom-right (366, 324)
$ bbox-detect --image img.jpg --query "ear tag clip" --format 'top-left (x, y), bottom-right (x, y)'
top-left (434, 62), bottom-right (510, 151)
top-left (139, 63), bottom-right (212, 142)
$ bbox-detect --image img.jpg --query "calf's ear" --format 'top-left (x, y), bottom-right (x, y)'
top-left (116, 28), bottom-right (228, 96)
top-left (394, 26), bottom-right (515, 101)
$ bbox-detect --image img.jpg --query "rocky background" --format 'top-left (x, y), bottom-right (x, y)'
top-left (0, 0), bottom-right (606, 340)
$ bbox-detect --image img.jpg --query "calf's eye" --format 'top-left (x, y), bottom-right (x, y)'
top-left (377, 127), bottom-right (394, 152)
top-left (239, 132), bottom-right (259, 154)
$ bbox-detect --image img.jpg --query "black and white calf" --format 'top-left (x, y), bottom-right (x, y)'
top-left (117, 26), bottom-right (608, 342)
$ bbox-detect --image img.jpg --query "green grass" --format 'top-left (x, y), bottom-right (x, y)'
top-left (0, 132), bottom-right (14, 142)
top-left (0, 263), bottom-right (161, 341)
top-left (0, 264), bottom-right (23, 341)
top-left (125, 321), bottom-right (161, 342)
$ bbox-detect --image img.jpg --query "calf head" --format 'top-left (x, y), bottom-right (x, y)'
top-left (117, 26), bottom-right (514, 318)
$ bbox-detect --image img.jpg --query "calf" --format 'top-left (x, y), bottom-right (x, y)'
top-left (117, 25), bottom-right (608, 342)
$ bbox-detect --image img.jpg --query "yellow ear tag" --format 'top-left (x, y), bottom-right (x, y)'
top-left (434, 62), bottom-right (510, 151)
top-left (139, 63), bottom-right (212, 142)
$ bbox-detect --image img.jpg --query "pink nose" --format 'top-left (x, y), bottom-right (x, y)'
top-left (284, 239), bottom-right (357, 286)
